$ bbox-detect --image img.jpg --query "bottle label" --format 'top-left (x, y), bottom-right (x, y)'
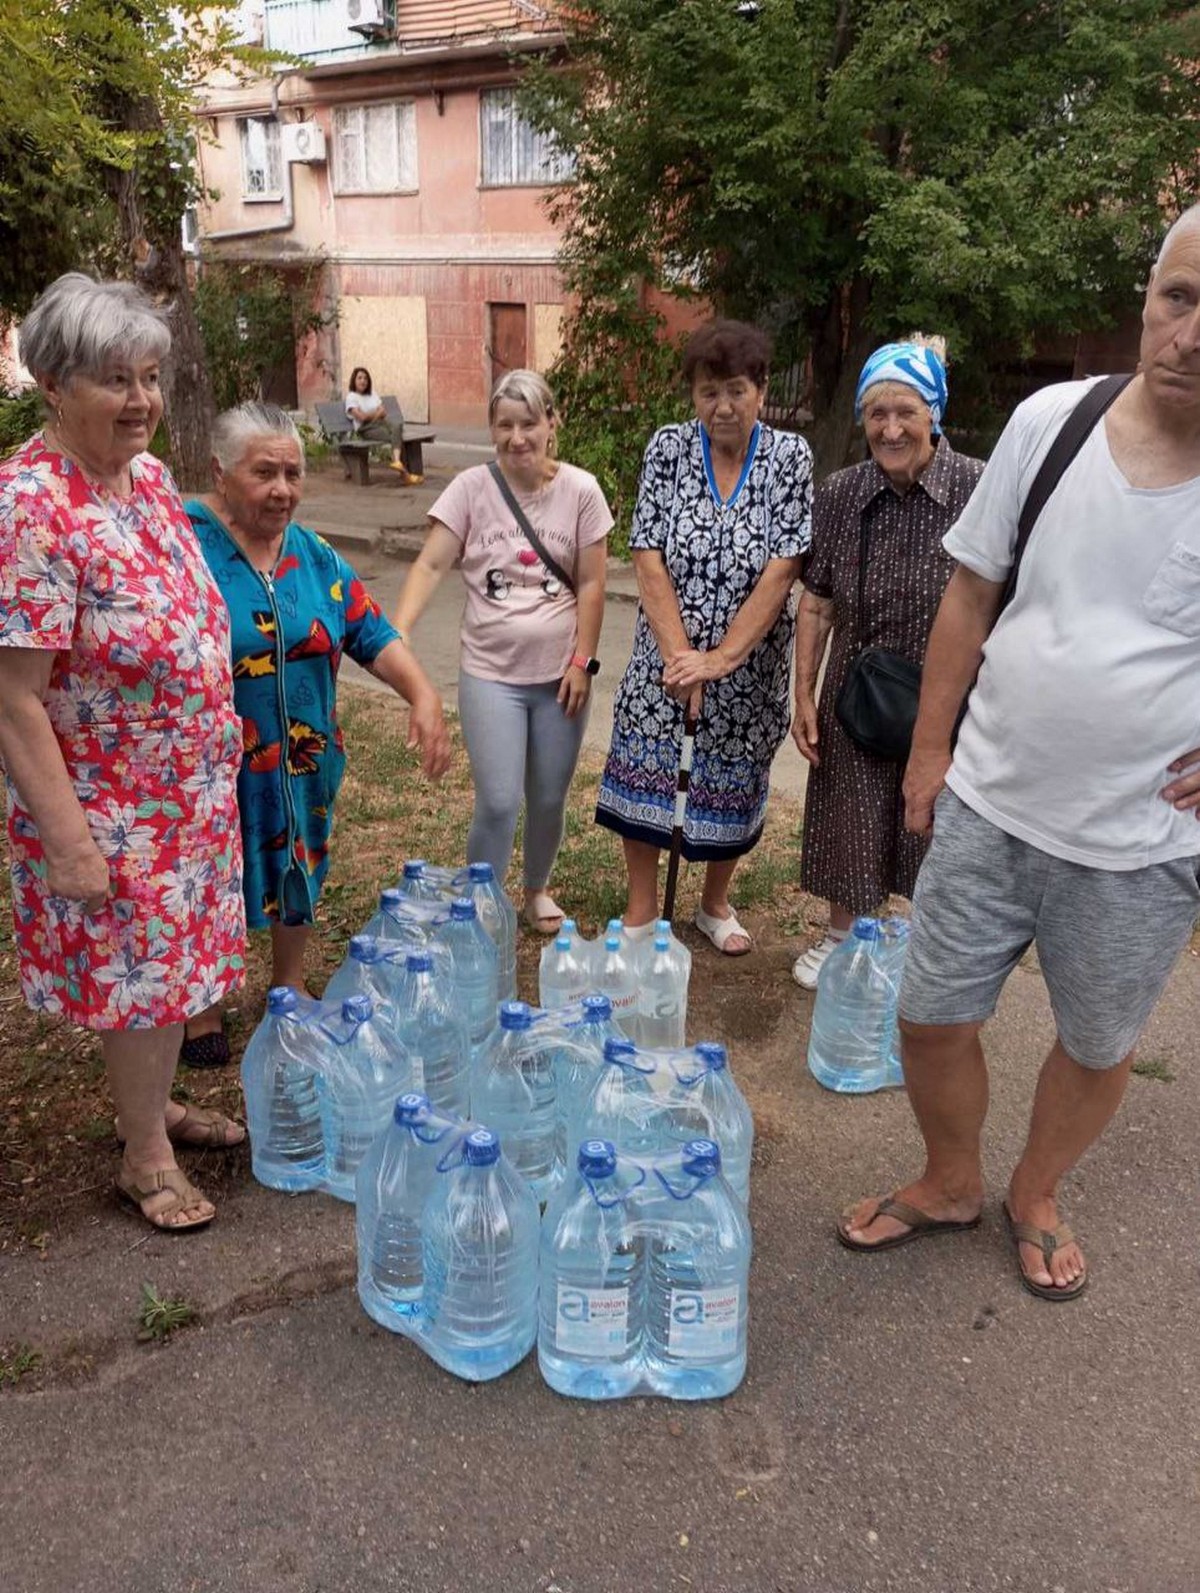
top-left (554, 1283), bottom-right (630, 1354)
top-left (606, 990), bottom-right (639, 1016)
top-left (667, 1286), bottom-right (740, 1359)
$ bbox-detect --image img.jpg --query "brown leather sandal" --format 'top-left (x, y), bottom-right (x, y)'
top-left (837, 1194), bottom-right (982, 1253)
top-left (1003, 1202), bottom-right (1088, 1302)
top-left (115, 1104), bottom-right (244, 1151)
top-left (114, 1167), bottom-right (215, 1232)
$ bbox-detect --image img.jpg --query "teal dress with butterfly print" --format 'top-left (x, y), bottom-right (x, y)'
top-left (187, 502), bottom-right (398, 927)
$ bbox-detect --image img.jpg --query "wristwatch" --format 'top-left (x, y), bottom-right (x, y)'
top-left (571, 653), bottom-right (601, 676)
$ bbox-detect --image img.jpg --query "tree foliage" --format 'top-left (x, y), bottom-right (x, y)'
top-left (195, 261), bottom-right (336, 414)
top-left (0, 1), bottom-right (261, 486)
top-left (525, 0), bottom-right (1200, 473)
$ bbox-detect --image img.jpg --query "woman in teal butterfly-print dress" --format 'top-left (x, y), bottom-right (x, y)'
top-left (186, 402), bottom-right (450, 1066)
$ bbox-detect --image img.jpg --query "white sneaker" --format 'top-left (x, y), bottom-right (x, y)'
top-left (792, 933), bottom-right (843, 991)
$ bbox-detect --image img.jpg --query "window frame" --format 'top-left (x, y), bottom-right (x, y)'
top-left (331, 100), bottom-right (418, 196)
top-left (238, 115), bottom-right (284, 203)
top-left (478, 86), bottom-right (574, 189)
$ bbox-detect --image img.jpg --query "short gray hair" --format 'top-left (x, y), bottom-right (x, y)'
top-left (1154, 202), bottom-right (1200, 271)
top-left (210, 402), bottom-right (305, 473)
top-left (488, 368), bottom-right (556, 425)
top-left (19, 272), bottom-right (171, 384)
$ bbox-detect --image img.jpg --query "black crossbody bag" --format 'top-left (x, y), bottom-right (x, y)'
top-left (487, 461), bottom-right (576, 594)
top-left (833, 373), bottom-right (1131, 761)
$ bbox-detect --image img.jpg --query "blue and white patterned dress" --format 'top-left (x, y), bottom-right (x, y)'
top-left (596, 419), bottom-right (812, 859)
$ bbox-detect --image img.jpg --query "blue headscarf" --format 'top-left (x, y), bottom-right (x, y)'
top-left (854, 342), bottom-right (948, 434)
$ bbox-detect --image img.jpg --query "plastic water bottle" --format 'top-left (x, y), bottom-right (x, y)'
top-left (470, 1001), bottom-right (559, 1201)
top-left (315, 995), bottom-right (419, 1203)
top-left (539, 929), bottom-right (592, 1010)
top-left (643, 1139), bottom-right (751, 1399)
top-left (579, 1038), bottom-right (664, 1161)
top-left (392, 949), bottom-right (471, 1117)
top-left (397, 858), bottom-right (446, 904)
top-left (458, 860), bottom-right (517, 1002)
top-left (354, 1091), bottom-right (471, 1332)
top-left (360, 887), bottom-right (436, 947)
top-left (539, 1139), bottom-right (645, 1400)
top-left (662, 1043), bottom-right (753, 1207)
top-left (595, 931), bottom-right (640, 1029)
top-left (549, 995), bottom-right (628, 1167)
top-left (420, 1126), bottom-right (541, 1380)
top-left (324, 935), bottom-right (401, 1038)
top-left (807, 917), bottom-right (903, 1094)
top-left (240, 987), bottom-right (325, 1193)
top-left (437, 898), bottom-right (499, 1051)
top-left (637, 925), bottom-right (692, 1047)
top-left (878, 917), bottom-right (910, 1087)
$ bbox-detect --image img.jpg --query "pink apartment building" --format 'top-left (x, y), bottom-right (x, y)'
top-left (194, 1), bottom-right (578, 426)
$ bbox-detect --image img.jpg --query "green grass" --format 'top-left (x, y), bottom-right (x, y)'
top-left (0, 1343), bottom-right (43, 1384)
top-left (1131, 1055), bottom-right (1175, 1083)
top-left (136, 1284), bottom-right (197, 1344)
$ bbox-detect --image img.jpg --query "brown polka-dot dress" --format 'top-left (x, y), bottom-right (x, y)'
top-left (799, 437), bottom-right (984, 915)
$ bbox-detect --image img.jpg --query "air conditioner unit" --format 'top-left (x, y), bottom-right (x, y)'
top-left (281, 123), bottom-right (327, 165)
top-left (346, 0), bottom-right (390, 37)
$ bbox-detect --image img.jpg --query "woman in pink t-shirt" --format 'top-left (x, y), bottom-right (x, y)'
top-left (394, 370), bottom-right (612, 932)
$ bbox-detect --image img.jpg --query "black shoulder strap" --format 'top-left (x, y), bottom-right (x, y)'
top-left (487, 461), bottom-right (576, 594)
top-left (1003, 372), bottom-right (1131, 606)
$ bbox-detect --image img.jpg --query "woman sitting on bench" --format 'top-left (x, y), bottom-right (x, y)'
top-left (344, 366), bottom-right (423, 485)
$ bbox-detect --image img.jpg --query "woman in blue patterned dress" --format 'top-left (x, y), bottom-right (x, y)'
top-left (185, 403), bottom-right (450, 1064)
top-left (595, 321), bottom-right (812, 954)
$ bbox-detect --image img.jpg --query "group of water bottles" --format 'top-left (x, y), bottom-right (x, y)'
top-left (806, 916), bottom-right (910, 1094)
top-left (538, 917), bottom-right (692, 1047)
top-left (239, 856), bottom-right (752, 1399)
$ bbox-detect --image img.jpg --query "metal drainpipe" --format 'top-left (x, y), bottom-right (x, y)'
top-left (200, 74), bottom-right (299, 245)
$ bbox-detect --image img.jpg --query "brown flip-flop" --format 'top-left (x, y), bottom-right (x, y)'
top-left (1003, 1202), bottom-right (1088, 1302)
top-left (837, 1194), bottom-right (982, 1253)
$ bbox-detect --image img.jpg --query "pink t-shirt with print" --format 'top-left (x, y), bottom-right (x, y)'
top-left (429, 461), bottom-right (613, 684)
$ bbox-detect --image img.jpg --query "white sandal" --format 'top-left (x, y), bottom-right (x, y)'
top-left (694, 906), bottom-right (752, 956)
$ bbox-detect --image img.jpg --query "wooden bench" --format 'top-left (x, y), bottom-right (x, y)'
top-left (314, 397), bottom-right (437, 485)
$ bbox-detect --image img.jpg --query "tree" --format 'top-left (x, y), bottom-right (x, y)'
top-left (526, 0), bottom-right (1200, 474)
top-left (0, 2), bottom-right (257, 488)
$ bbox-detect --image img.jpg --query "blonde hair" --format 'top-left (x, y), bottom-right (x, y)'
top-left (488, 368), bottom-right (557, 426)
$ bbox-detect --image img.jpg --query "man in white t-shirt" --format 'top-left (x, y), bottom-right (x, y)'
top-left (837, 205), bottom-right (1200, 1302)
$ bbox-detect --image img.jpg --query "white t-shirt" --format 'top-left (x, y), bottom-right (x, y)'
top-left (344, 391), bottom-right (384, 431)
top-left (428, 461), bottom-right (613, 684)
top-left (945, 377), bottom-right (1200, 870)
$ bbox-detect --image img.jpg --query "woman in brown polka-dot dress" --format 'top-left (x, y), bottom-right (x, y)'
top-left (791, 338), bottom-right (983, 988)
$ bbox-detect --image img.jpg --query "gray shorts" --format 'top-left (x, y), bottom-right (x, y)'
top-left (899, 790), bottom-right (1200, 1069)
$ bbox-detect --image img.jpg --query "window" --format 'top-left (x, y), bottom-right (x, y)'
top-left (332, 102), bottom-right (417, 194)
top-left (239, 116), bottom-right (283, 201)
top-left (480, 87), bottom-right (574, 187)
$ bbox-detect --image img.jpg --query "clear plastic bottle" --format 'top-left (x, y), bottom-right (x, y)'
top-left (420, 1126), bottom-right (541, 1381)
top-left (457, 860), bottom-right (517, 1002)
top-left (548, 995), bottom-right (628, 1169)
top-left (661, 1042), bottom-right (754, 1208)
top-left (315, 995), bottom-right (419, 1203)
top-left (436, 897), bottom-right (499, 1051)
top-left (396, 858), bottom-right (446, 905)
top-left (539, 1139), bottom-right (645, 1400)
top-left (324, 935), bottom-right (400, 1038)
top-left (578, 1037), bottom-right (664, 1161)
top-left (643, 1138), bottom-right (751, 1400)
top-left (807, 917), bottom-right (902, 1094)
top-left (360, 887), bottom-right (434, 947)
top-left (594, 930), bottom-right (640, 1030)
top-left (538, 929), bottom-right (593, 1010)
top-left (470, 1000), bottom-right (559, 1201)
top-left (637, 925), bottom-right (692, 1048)
top-left (878, 917), bottom-right (910, 1088)
top-left (354, 1091), bottom-right (471, 1332)
top-left (240, 986), bottom-right (325, 1193)
top-left (391, 949), bottom-right (471, 1118)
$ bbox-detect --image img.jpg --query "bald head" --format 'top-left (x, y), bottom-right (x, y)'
top-left (1154, 203), bottom-right (1200, 273)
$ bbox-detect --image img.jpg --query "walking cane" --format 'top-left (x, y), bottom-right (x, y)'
top-left (660, 701), bottom-right (699, 923)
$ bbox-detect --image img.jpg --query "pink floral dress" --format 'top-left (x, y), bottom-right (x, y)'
top-left (0, 435), bottom-right (246, 1031)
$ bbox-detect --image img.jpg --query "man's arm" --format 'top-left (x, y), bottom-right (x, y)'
top-left (902, 565), bottom-right (1006, 834)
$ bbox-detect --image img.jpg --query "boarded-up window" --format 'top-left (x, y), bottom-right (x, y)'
top-left (333, 102), bottom-right (417, 194)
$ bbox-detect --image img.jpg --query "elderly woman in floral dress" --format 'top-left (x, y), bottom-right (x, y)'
top-left (0, 274), bottom-right (247, 1232)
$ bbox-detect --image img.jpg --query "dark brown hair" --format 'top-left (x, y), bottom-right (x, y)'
top-left (348, 366), bottom-right (373, 393)
top-left (682, 319), bottom-right (772, 388)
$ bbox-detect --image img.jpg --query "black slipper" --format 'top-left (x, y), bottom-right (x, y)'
top-left (178, 1030), bottom-right (231, 1070)
top-left (837, 1194), bottom-right (982, 1253)
top-left (1002, 1202), bottom-right (1088, 1302)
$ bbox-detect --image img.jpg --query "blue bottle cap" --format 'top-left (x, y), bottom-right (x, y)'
top-left (581, 994), bottom-right (612, 1023)
top-left (554, 932), bottom-right (571, 950)
top-left (603, 1037), bottom-right (637, 1063)
top-left (266, 986), bottom-right (298, 1015)
top-left (379, 886), bottom-right (404, 909)
top-left (449, 897), bottom-right (477, 921)
top-left (578, 1139), bottom-right (617, 1178)
top-left (654, 934), bottom-right (670, 950)
top-left (403, 860), bottom-right (427, 879)
top-left (342, 995), bottom-right (373, 1022)
top-left (562, 918), bottom-right (577, 933)
top-left (464, 1127), bottom-right (501, 1166)
top-left (405, 950), bottom-right (433, 973)
top-left (499, 1000), bottom-right (532, 1030)
top-left (393, 1091), bottom-right (431, 1125)
top-left (654, 919), bottom-right (671, 934)
top-left (606, 918), bottom-right (623, 933)
top-left (466, 861), bottom-right (494, 881)
top-left (349, 934), bottom-right (381, 962)
top-left (852, 917), bottom-right (881, 940)
top-left (682, 1138), bottom-right (721, 1175)
top-left (604, 933), bottom-right (620, 951)
top-left (694, 1041), bottom-right (727, 1071)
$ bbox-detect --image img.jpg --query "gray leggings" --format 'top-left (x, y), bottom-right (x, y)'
top-left (457, 670), bottom-right (590, 889)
